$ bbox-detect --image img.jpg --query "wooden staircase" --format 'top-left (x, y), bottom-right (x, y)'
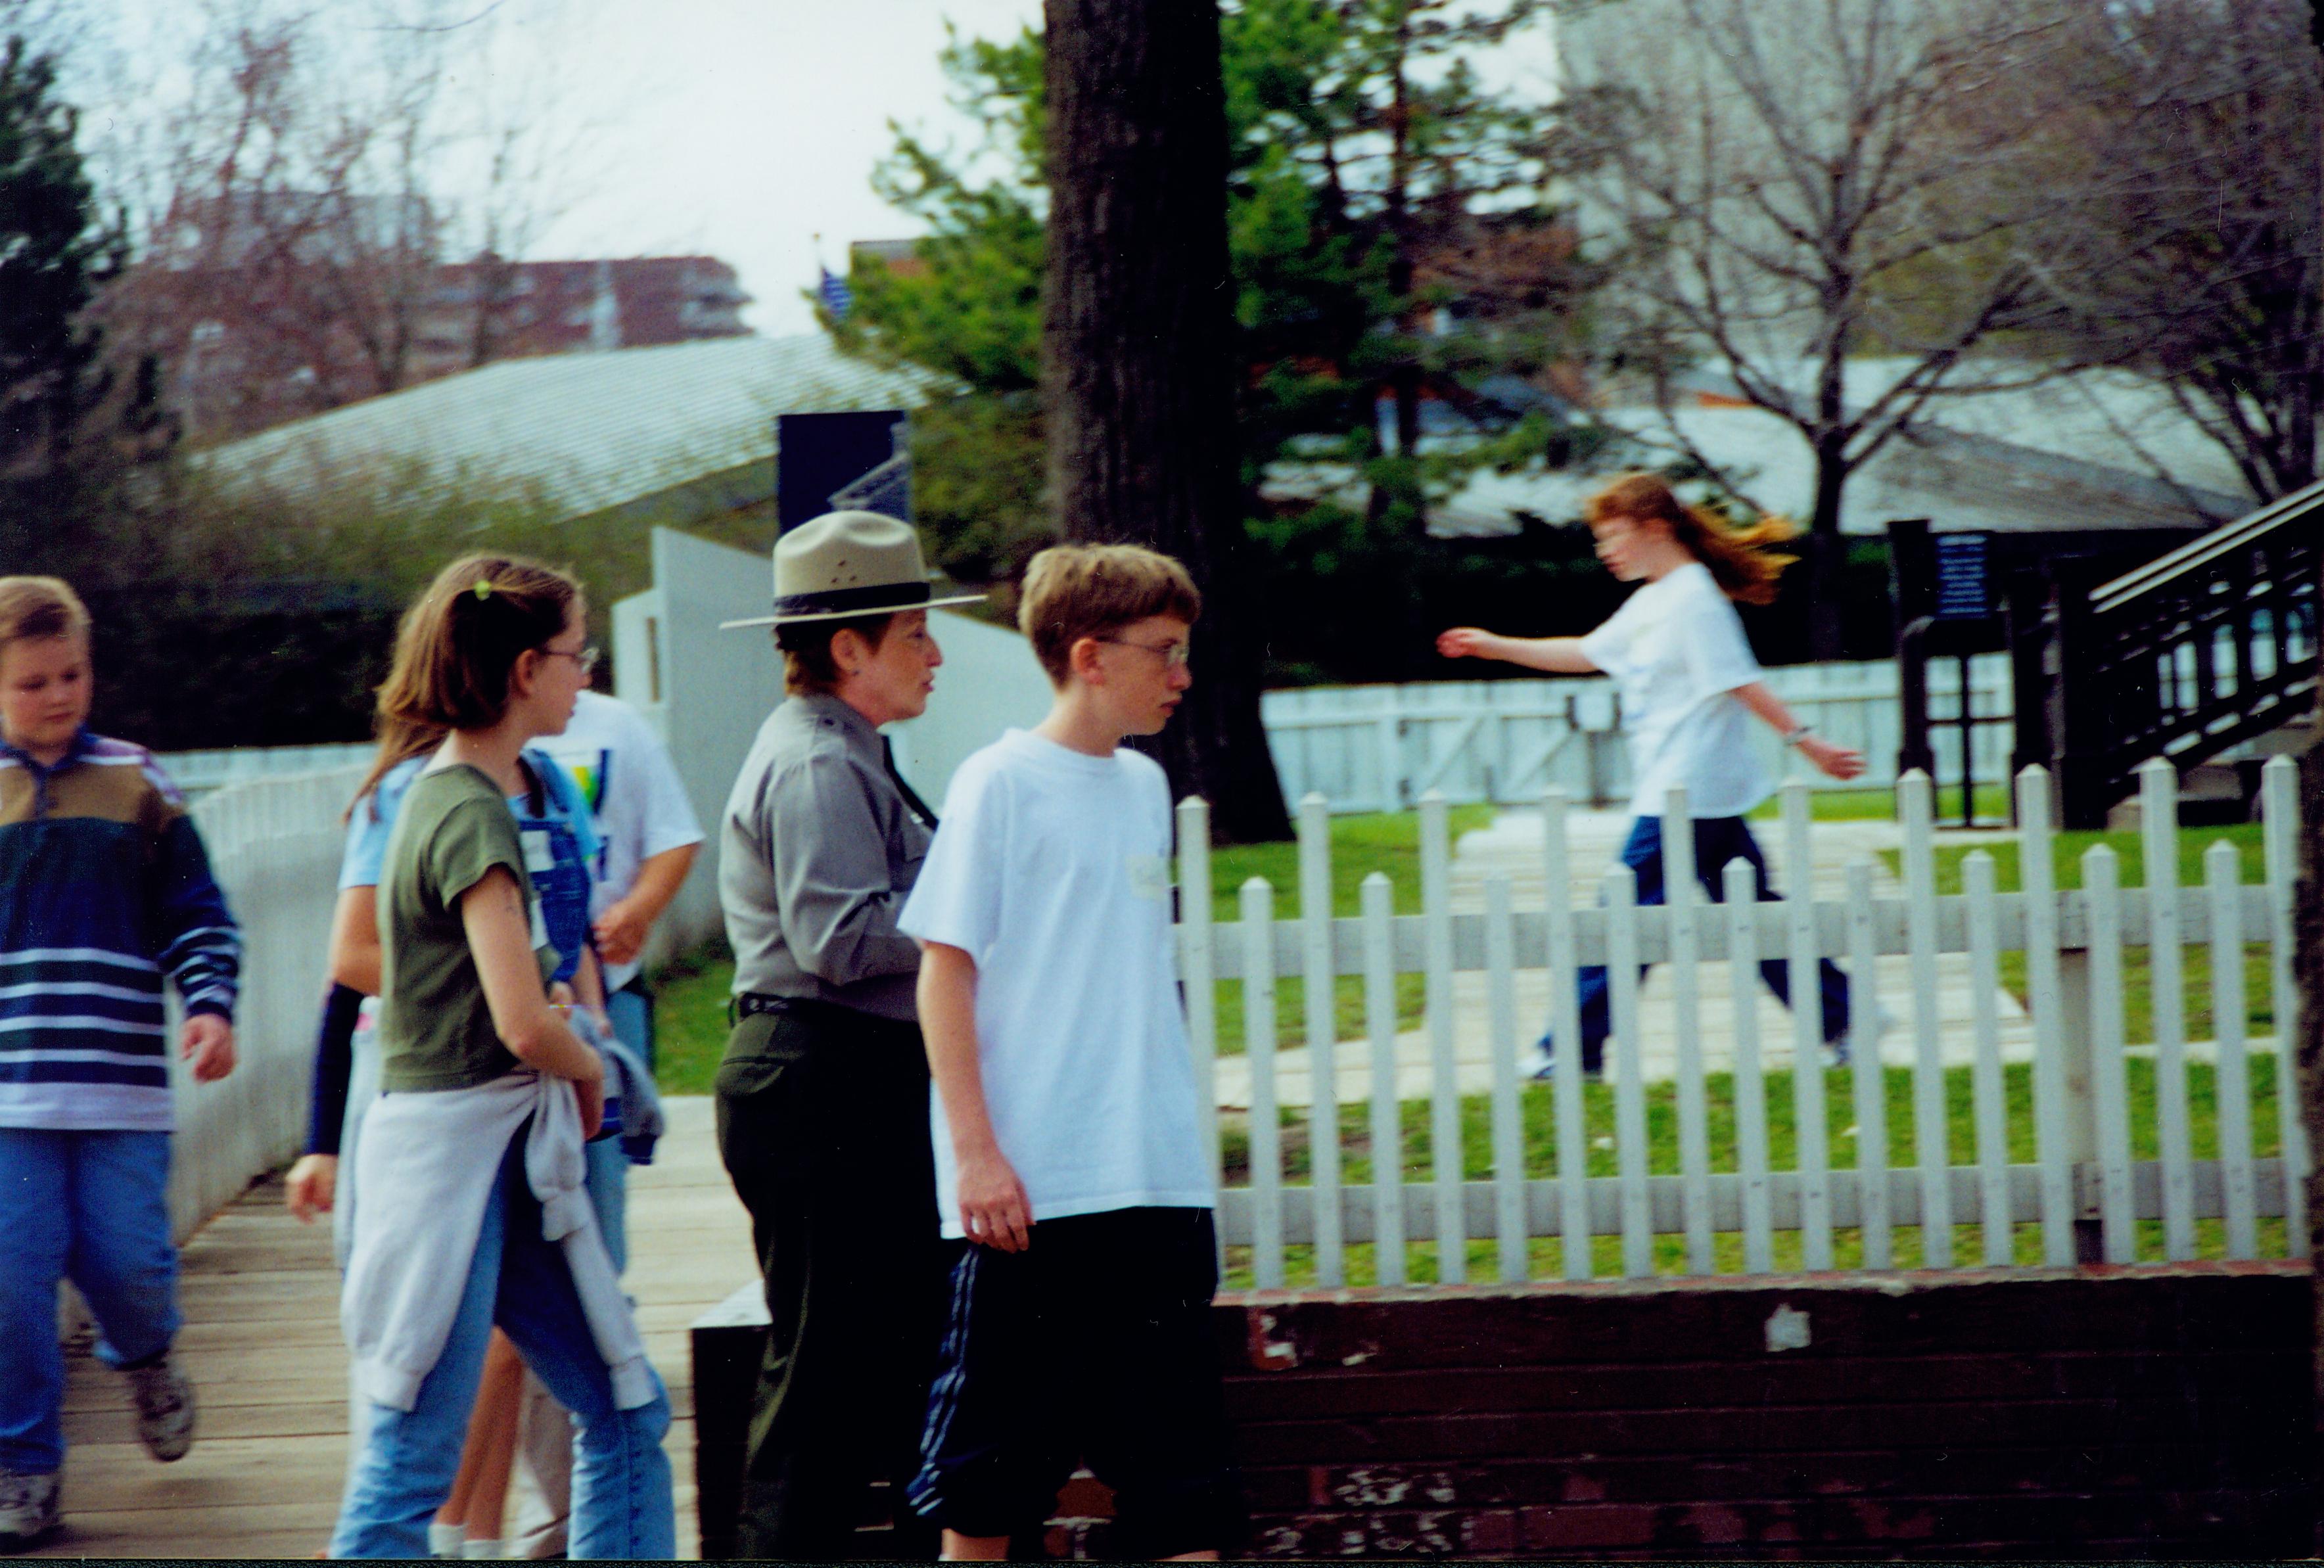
top-left (2043, 478), bottom-right (2323, 828)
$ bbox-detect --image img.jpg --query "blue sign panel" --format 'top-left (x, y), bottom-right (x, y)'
top-left (1933, 532), bottom-right (1991, 620)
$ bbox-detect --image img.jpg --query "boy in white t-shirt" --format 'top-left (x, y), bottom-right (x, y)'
top-left (899, 543), bottom-right (1239, 1561)
top-left (1439, 473), bottom-right (1867, 1076)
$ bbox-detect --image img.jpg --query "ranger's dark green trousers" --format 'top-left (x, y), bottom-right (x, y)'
top-left (714, 998), bottom-right (952, 1559)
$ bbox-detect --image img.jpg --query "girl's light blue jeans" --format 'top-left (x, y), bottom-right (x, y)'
top-left (0, 1128), bottom-right (180, 1477)
top-left (329, 1132), bottom-right (673, 1558)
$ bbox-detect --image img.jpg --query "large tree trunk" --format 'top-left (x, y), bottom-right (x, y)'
top-left (1042, 0), bottom-right (1293, 844)
top-left (1807, 439), bottom-right (1851, 662)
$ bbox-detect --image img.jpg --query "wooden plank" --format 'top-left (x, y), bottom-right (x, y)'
top-left (1784, 782), bottom-right (1832, 1270)
top-left (1176, 795), bottom-right (1221, 1258)
top-left (1964, 850), bottom-right (2010, 1264)
top-left (1662, 788), bottom-right (1713, 1276)
top-left (2140, 759), bottom-right (2196, 1259)
top-left (1421, 792), bottom-right (1464, 1283)
top-left (2018, 766), bottom-right (2075, 1266)
top-left (2083, 846), bottom-right (2137, 1263)
top-left (1608, 864), bottom-right (1651, 1278)
top-left (1847, 859), bottom-right (1890, 1269)
top-left (1485, 874), bottom-right (1525, 1283)
top-left (1899, 770), bottom-right (1953, 1266)
top-left (1242, 876), bottom-right (1284, 1289)
top-left (1725, 859), bottom-right (1772, 1274)
top-left (2263, 755), bottom-right (2308, 1257)
top-left (1362, 873), bottom-right (1406, 1286)
top-left (1542, 790), bottom-right (1591, 1281)
top-left (1297, 794), bottom-right (1345, 1285)
top-left (2208, 841), bottom-right (2258, 1258)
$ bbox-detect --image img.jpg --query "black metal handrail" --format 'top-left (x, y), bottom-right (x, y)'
top-left (2049, 486), bottom-right (2321, 828)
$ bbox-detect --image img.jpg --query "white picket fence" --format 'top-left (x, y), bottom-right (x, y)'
top-left (164, 766), bottom-right (361, 1238)
top-left (155, 742), bottom-right (375, 796)
top-left (1175, 756), bottom-right (2309, 1286)
top-left (1261, 656), bottom-right (2015, 812)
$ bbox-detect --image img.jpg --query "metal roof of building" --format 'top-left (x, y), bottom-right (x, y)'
top-left (197, 333), bottom-right (933, 519)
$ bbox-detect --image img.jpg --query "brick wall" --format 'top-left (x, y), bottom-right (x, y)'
top-left (692, 1263), bottom-right (2312, 1559)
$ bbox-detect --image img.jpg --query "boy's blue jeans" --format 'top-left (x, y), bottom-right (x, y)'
top-left (1550, 815), bottom-right (1852, 1072)
top-left (0, 1128), bottom-right (181, 1476)
top-left (329, 1134), bottom-right (674, 1559)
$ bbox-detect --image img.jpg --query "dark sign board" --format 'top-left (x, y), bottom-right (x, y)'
top-left (1933, 531), bottom-right (1991, 620)
top-left (775, 410), bottom-right (908, 533)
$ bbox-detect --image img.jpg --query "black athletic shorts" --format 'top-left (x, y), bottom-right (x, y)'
top-left (907, 1206), bottom-right (1243, 1559)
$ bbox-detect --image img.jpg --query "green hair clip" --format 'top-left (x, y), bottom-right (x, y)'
top-left (473, 580), bottom-right (494, 601)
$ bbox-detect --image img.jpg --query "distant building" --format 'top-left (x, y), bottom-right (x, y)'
top-left (848, 239), bottom-right (929, 281)
top-left (413, 255), bottom-right (753, 375)
top-left (106, 195), bottom-right (755, 443)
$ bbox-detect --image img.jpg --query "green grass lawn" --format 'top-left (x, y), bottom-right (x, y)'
top-left (1878, 823), bottom-right (2278, 1044)
top-left (1215, 1057), bottom-right (2295, 1286)
top-left (651, 936), bottom-right (737, 1096)
top-left (1752, 782), bottom-right (2014, 823)
top-left (647, 806), bottom-right (1496, 1089)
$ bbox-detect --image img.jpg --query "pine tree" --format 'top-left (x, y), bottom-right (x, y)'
top-left (0, 34), bottom-right (122, 478)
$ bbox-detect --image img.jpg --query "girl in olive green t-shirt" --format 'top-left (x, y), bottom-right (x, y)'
top-left (329, 557), bottom-right (674, 1561)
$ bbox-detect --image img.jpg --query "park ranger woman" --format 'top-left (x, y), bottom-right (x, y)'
top-left (712, 511), bottom-right (981, 1559)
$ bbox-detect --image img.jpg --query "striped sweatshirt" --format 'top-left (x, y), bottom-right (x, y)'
top-left (0, 729), bottom-right (241, 1131)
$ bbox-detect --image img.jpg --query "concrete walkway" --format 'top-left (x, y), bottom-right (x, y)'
top-left (1213, 807), bottom-right (2036, 1109)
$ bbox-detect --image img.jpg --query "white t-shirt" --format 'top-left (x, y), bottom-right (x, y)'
top-left (534, 691), bottom-right (706, 990)
top-left (1579, 561), bottom-right (1770, 819)
top-left (898, 728), bottom-right (1213, 1238)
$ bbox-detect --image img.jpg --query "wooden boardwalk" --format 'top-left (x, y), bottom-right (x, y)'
top-left (29, 1096), bottom-right (755, 1559)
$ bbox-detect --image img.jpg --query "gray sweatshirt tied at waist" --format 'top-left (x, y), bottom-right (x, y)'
top-left (719, 693), bottom-right (931, 1023)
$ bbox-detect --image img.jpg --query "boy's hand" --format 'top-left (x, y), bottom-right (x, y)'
top-left (593, 898), bottom-right (652, 968)
top-left (285, 1154), bottom-right (337, 1222)
top-left (181, 1014), bottom-right (236, 1082)
top-left (1435, 627), bottom-right (1496, 661)
top-left (958, 1146), bottom-right (1033, 1253)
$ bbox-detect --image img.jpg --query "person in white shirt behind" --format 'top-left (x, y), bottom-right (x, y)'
top-left (507, 689), bottom-right (702, 1559)
top-left (1437, 471), bottom-right (1867, 1078)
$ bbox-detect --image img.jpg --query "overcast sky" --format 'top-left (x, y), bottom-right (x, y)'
top-left (62, 0), bottom-right (1553, 340)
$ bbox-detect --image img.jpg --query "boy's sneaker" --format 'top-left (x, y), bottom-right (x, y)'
top-left (123, 1356), bottom-right (197, 1462)
top-left (0, 1469), bottom-right (60, 1549)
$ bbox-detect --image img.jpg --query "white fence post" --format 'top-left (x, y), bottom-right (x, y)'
top-left (1485, 873), bottom-right (1526, 1283)
top-left (2017, 766), bottom-right (2077, 1266)
top-left (1419, 791), bottom-right (1464, 1282)
top-left (1899, 771), bottom-right (1953, 1266)
top-left (1608, 863), bottom-right (1651, 1278)
top-left (1846, 859), bottom-right (1890, 1269)
top-left (1174, 796), bottom-right (1220, 1272)
top-left (1663, 789), bottom-right (1713, 1276)
top-left (1295, 795), bottom-right (1344, 1287)
top-left (1360, 873), bottom-right (1406, 1285)
top-left (2207, 840), bottom-right (2257, 1260)
top-left (1784, 781), bottom-right (1833, 1270)
top-left (1542, 789), bottom-right (1591, 1280)
top-left (2262, 756), bottom-right (2308, 1256)
top-left (1725, 857), bottom-right (1773, 1274)
top-left (2139, 758), bottom-right (2196, 1260)
top-left (1242, 878), bottom-right (1284, 1290)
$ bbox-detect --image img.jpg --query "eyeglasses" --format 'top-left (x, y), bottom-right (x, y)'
top-left (544, 643), bottom-right (600, 677)
top-left (1096, 635), bottom-right (1191, 669)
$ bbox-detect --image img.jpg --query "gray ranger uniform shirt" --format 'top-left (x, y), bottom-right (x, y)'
top-left (720, 693), bottom-right (931, 1022)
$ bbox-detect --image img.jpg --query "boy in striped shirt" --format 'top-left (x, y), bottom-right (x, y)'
top-left (0, 577), bottom-right (241, 1549)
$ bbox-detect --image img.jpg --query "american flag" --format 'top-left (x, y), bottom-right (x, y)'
top-left (819, 265), bottom-right (854, 323)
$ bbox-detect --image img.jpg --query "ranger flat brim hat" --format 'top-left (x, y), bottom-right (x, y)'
top-left (720, 509), bottom-right (987, 629)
